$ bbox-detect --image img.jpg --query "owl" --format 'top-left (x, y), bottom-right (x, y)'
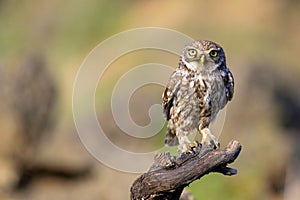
top-left (162, 40), bottom-right (234, 153)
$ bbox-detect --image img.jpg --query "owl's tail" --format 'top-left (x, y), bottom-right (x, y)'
top-left (164, 129), bottom-right (179, 146)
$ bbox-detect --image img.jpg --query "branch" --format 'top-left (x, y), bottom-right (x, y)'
top-left (130, 140), bottom-right (242, 200)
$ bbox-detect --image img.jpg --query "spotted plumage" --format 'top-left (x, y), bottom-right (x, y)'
top-left (162, 40), bottom-right (234, 153)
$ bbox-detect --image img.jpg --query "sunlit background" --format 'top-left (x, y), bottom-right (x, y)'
top-left (0, 0), bottom-right (300, 199)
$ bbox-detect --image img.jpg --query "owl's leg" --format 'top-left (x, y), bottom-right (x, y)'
top-left (177, 135), bottom-right (191, 153)
top-left (200, 127), bottom-right (220, 149)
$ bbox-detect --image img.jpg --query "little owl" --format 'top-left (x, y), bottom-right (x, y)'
top-left (162, 40), bottom-right (234, 153)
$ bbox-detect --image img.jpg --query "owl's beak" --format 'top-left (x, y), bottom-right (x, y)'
top-left (199, 54), bottom-right (205, 65)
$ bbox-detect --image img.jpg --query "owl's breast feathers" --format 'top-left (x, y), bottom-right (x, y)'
top-left (162, 67), bottom-right (233, 121)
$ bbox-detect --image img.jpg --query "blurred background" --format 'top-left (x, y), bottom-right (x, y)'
top-left (0, 0), bottom-right (300, 199)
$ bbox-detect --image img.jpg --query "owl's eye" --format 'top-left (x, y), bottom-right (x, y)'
top-left (209, 50), bottom-right (218, 57)
top-left (188, 49), bottom-right (197, 56)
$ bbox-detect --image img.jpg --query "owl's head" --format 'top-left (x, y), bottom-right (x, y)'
top-left (181, 40), bottom-right (226, 73)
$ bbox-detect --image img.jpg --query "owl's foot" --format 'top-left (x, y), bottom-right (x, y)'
top-left (201, 128), bottom-right (220, 149)
top-left (178, 141), bottom-right (201, 154)
top-left (189, 140), bottom-right (199, 148)
top-left (185, 140), bottom-right (202, 154)
top-left (178, 136), bottom-right (194, 154)
top-left (189, 140), bottom-right (201, 150)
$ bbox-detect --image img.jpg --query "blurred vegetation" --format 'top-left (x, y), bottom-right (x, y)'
top-left (0, 0), bottom-right (300, 199)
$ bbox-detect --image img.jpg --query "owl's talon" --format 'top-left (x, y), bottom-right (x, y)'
top-left (201, 128), bottom-right (220, 150)
top-left (189, 141), bottom-right (199, 148)
top-left (179, 141), bottom-right (200, 154)
top-left (178, 143), bottom-right (196, 154)
top-left (204, 138), bottom-right (220, 150)
top-left (189, 140), bottom-right (201, 151)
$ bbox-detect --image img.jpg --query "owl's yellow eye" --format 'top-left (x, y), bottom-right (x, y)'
top-left (188, 49), bottom-right (197, 56)
top-left (209, 50), bottom-right (218, 57)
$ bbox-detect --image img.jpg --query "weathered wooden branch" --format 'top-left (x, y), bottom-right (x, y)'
top-left (130, 140), bottom-right (242, 200)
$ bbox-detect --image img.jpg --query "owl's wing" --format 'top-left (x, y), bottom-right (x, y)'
top-left (162, 71), bottom-right (182, 120)
top-left (222, 68), bottom-right (234, 101)
top-left (162, 71), bottom-right (182, 146)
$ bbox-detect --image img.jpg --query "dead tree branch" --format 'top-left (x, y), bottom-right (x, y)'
top-left (130, 140), bottom-right (242, 200)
